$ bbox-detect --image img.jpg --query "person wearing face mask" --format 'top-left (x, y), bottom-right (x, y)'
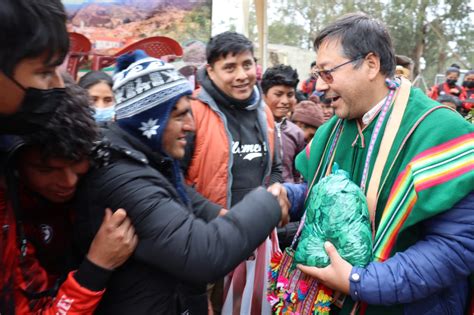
top-left (0, 2), bottom-right (138, 314)
top-left (78, 71), bottom-right (116, 122)
top-left (461, 70), bottom-right (474, 114)
top-left (0, 0), bottom-right (69, 135)
top-left (1, 77), bottom-right (137, 314)
top-left (428, 66), bottom-right (467, 101)
top-left (0, 2), bottom-right (69, 312)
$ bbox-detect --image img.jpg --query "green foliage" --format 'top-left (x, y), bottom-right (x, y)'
top-left (269, 21), bottom-right (306, 47)
top-left (163, 5), bottom-right (212, 44)
top-left (181, 4), bottom-right (212, 42)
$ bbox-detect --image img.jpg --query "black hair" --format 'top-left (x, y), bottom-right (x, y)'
top-left (206, 31), bottom-right (254, 65)
top-left (0, 0), bottom-right (69, 75)
top-left (261, 64), bottom-right (299, 94)
top-left (313, 12), bottom-right (396, 77)
top-left (446, 67), bottom-right (460, 76)
top-left (21, 73), bottom-right (100, 161)
top-left (437, 94), bottom-right (461, 107)
top-left (450, 63), bottom-right (461, 70)
top-left (310, 61), bottom-right (316, 68)
top-left (78, 70), bottom-right (113, 90)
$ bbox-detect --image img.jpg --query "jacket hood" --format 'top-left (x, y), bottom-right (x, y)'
top-left (99, 123), bottom-right (190, 204)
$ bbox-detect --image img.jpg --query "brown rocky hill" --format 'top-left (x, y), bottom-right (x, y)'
top-left (71, 4), bottom-right (148, 28)
top-left (123, 0), bottom-right (210, 10)
top-left (69, 3), bottom-right (211, 54)
top-left (118, 7), bottom-right (188, 36)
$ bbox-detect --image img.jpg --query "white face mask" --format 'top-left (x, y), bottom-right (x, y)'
top-left (93, 106), bottom-right (115, 122)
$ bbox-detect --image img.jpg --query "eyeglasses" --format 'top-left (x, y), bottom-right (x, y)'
top-left (312, 56), bottom-right (364, 83)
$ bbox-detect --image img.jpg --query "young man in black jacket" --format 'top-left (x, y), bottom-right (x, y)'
top-left (0, 1), bottom-right (140, 313)
top-left (73, 52), bottom-right (288, 314)
top-left (1, 77), bottom-right (137, 313)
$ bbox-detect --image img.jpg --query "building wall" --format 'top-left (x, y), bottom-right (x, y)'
top-left (256, 44), bottom-right (316, 88)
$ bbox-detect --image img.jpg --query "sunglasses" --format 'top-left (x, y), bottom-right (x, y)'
top-left (312, 56), bottom-right (364, 83)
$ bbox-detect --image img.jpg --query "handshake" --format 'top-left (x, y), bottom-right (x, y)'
top-left (267, 183), bottom-right (291, 227)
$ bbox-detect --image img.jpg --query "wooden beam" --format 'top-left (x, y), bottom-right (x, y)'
top-left (254, 0), bottom-right (267, 69)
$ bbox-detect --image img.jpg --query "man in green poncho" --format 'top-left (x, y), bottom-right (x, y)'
top-left (275, 12), bottom-right (474, 314)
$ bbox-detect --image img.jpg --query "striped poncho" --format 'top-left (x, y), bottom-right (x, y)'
top-left (295, 87), bottom-right (474, 314)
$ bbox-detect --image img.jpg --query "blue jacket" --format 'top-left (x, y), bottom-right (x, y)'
top-left (285, 183), bottom-right (473, 314)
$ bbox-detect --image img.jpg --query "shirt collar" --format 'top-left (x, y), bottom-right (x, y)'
top-left (362, 96), bottom-right (387, 126)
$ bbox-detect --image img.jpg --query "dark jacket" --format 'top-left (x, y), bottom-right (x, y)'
top-left (74, 124), bottom-right (282, 315)
top-left (428, 82), bottom-right (467, 101)
top-left (0, 138), bottom-right (110, 315)
top-left (275, 118), bottom-right (306, 183)
top-left (300, 77), bottom-right (317, 98)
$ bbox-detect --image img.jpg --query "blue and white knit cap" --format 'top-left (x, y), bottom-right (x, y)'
top-left (113, 51), bottom-right (193, 152)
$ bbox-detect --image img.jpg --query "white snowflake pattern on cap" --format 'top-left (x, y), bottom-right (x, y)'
top-left (139, 118), bottom-right (160, 139)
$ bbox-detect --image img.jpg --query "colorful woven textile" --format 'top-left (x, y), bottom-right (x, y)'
top-left (267, 248), bottom-right (321, 314)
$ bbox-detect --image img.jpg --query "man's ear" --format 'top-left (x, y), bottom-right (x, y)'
top-left (364, 53), bottom-right (381, 81)
top-left (0, 71), bottom-right (24, 114)
top-left (205, 64), bottom-right (214, 81)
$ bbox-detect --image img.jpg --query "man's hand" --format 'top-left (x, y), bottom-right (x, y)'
top-left (218, 208), bottom-right (229, 216)
top-left (87, 208), bottom-right (138, 270)
top-left (267, 183), bottom-right (290, 227)
top-left (297, 242), bottom-right (352, 294)
top-left (449, 87), bottom-right (460, 94)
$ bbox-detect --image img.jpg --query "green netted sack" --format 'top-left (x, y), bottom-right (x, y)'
top-left (294, 166), bottom-right (373, 268)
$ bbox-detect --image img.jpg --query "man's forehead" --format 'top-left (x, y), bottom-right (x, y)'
top-left (172, 96), bottom-right (191, 112)
top-left (20, 53), bottom-right (61, 69)
top-left (21, 147), bottom-right (84, 167)
top-left (270, 85), bottom-right (295, 92)
top-left (216, 50), bottom-right (254, 63)
top-left (315, 39), bottom-right (344, 67)
top-left (32, 157), bottom-right (83, 169)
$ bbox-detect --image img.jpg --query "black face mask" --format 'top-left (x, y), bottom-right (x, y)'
top-left (0, 78), bottom-right (66, 135)
top-left (462, 81), bottom-right (474, 89)
top-left (446, 79), bottom-right (458, 87)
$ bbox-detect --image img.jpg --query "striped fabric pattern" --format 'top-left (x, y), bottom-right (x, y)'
top-left (373, 133), bottom-right (474, 261)
top-left (222, 230), bottom-right (280, 315)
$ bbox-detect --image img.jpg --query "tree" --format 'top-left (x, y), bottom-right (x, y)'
top-left (385, 0), bottom-right (472, 83)
top-left (268, 21), bottom-right (306, 47)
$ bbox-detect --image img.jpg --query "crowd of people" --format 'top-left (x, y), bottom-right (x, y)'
top-left (427, 65), bottom-right (474, 117)
top-left (0, 1), bottom-right (472, 315)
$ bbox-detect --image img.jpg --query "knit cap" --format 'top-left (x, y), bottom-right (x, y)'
top-left (292, 100), bottom-right (324, 128)
top-left (113, 50), bottom-right (193, 152)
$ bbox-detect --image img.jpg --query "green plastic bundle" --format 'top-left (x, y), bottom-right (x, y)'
top-left (294, 166), bottom-right (373, 268)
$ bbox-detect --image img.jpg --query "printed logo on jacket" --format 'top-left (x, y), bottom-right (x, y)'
top-left (232, 141), bottom-right (267, 161)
